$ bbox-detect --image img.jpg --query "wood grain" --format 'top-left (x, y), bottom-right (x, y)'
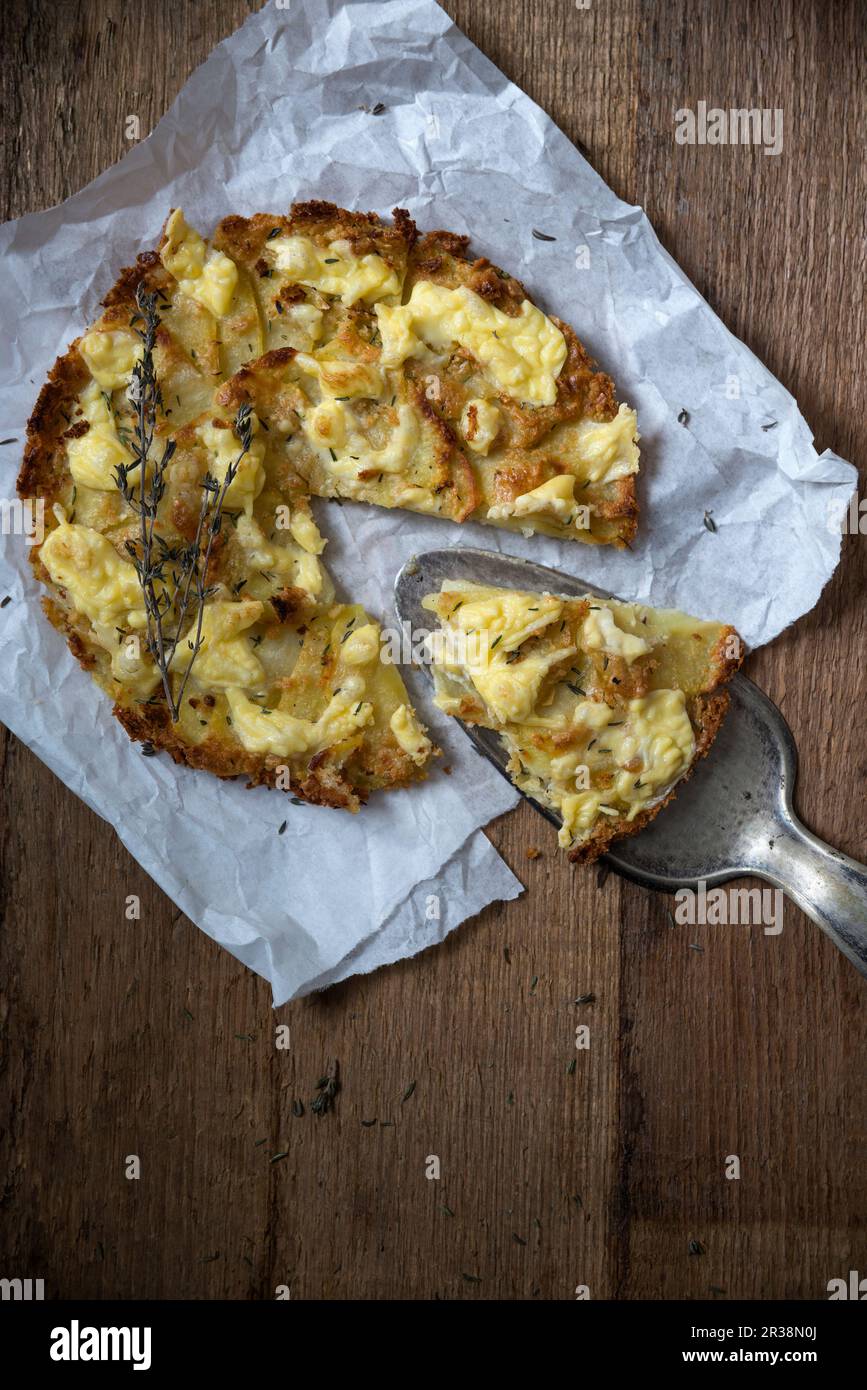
top-left (1, 0), bottom-right (864, 1301)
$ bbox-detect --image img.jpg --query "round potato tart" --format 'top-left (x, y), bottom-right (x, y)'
top-left (18, 202), bottom-right (640, 807)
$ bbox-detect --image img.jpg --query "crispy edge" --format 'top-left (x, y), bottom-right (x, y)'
top-left (287, 200), bottom-right (418, 269)
top-left (112, 700), bottom-right (429, 809)
top-left (18, 248), bottom-right (171, 506)
top-left (18, 344), bottom-right (89, 505)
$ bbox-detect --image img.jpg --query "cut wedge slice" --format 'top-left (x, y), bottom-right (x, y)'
top-left (422, 581), bottom-right (744, 860)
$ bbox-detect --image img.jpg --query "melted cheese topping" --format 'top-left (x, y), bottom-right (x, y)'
top-left (280, 303), bottom-right (324, 351)
top-left (226, 686), bottom-right (373, 756)
top-left (557, 791), bottom-right (605, 842)
top-left (161, 209), bottom-right (238, 317)
top-left (487, 474), bottom-right (576, 525)
top-left (79, 329), bottom-right (142, 390)
top-left (66, 383), bottom-right (136, 492)
top-left (606, 691), bottom-right (695, 804)
top-left (573, 404), bottom-right (639, 484)
top-left (295, 351), bottom-right (385, 400)
top-left (235, 515), bottom-right (325, 598)
top-left (301, 398), bottom-right (418, 478)
top-left (581, 605), bottom-right (650, 663)
top-left (41, 520), bottom-right (146, 631)
top-left (553, 691), bottom-right (695, 846)
top-left (376, 282), bottom-right (567, 405)
top-left (171, 599), bottom-right (265, 690)
top-left (270, 235), bottom-right (401, 306)
top-left (433, 589), bottom-right (570, 724)
top-left (288, 508), bottom-right (326, 556)
top-left (40, 518), bottom-right (160, 696)
top-left (390, 705), bottom-right (433, 765)
top-left (425, 582), bottom-right (701, 850)
top-left (197, 418), bottom-right (266, 513)
top-left (341, 623), bottom-right (381, 666)
top-left (474, 647), bottom-right (575, 724)
top-left (460, 398), bottom-right (501, 454)
top-left (446, 588), bottom-right (564, 654)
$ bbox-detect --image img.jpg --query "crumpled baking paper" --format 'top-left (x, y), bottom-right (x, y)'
top-left (0, 0), bottom-right (855, 1002)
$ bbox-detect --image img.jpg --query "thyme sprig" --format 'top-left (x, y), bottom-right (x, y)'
top-left (115, 283), bottom-right (253, 720)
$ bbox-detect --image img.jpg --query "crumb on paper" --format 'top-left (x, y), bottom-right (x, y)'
top-left (526, 847), bottom-right (542, 860)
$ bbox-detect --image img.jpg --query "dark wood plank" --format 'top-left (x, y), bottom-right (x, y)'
top-left (622, 0), bottom-right (867, 1300)
top-left (1, 0), bottom-right (864, 1302)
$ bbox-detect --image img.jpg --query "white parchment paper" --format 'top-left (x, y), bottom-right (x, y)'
top-left (0, 0), bottom-right (855, 1001)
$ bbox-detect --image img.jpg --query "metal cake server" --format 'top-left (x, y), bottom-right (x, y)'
top-left (394, 546), bottom-right (867, 978)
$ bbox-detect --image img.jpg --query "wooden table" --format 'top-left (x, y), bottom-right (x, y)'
top-left (2, 0), bottom-right (864, 1301)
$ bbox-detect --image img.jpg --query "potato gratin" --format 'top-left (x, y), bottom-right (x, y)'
top-left (423, 582), bottom-right (743, 859)
top-left (19, 201), bottom-right (639, 807)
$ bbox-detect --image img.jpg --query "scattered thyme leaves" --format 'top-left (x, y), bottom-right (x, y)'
top-left (311, 1058), bottom-right (340, 1115)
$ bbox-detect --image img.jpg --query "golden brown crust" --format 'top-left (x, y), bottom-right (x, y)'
top-left (113, 695), bottom-right (427, 811)
top-left (287, 200), bottom-right (417, 276)
top-left (705, 626), bottom-right (745, 688)
top-left (18, 346), bottom-right (89, 503)
top-left (100, 250), bottom-right (166, 309)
